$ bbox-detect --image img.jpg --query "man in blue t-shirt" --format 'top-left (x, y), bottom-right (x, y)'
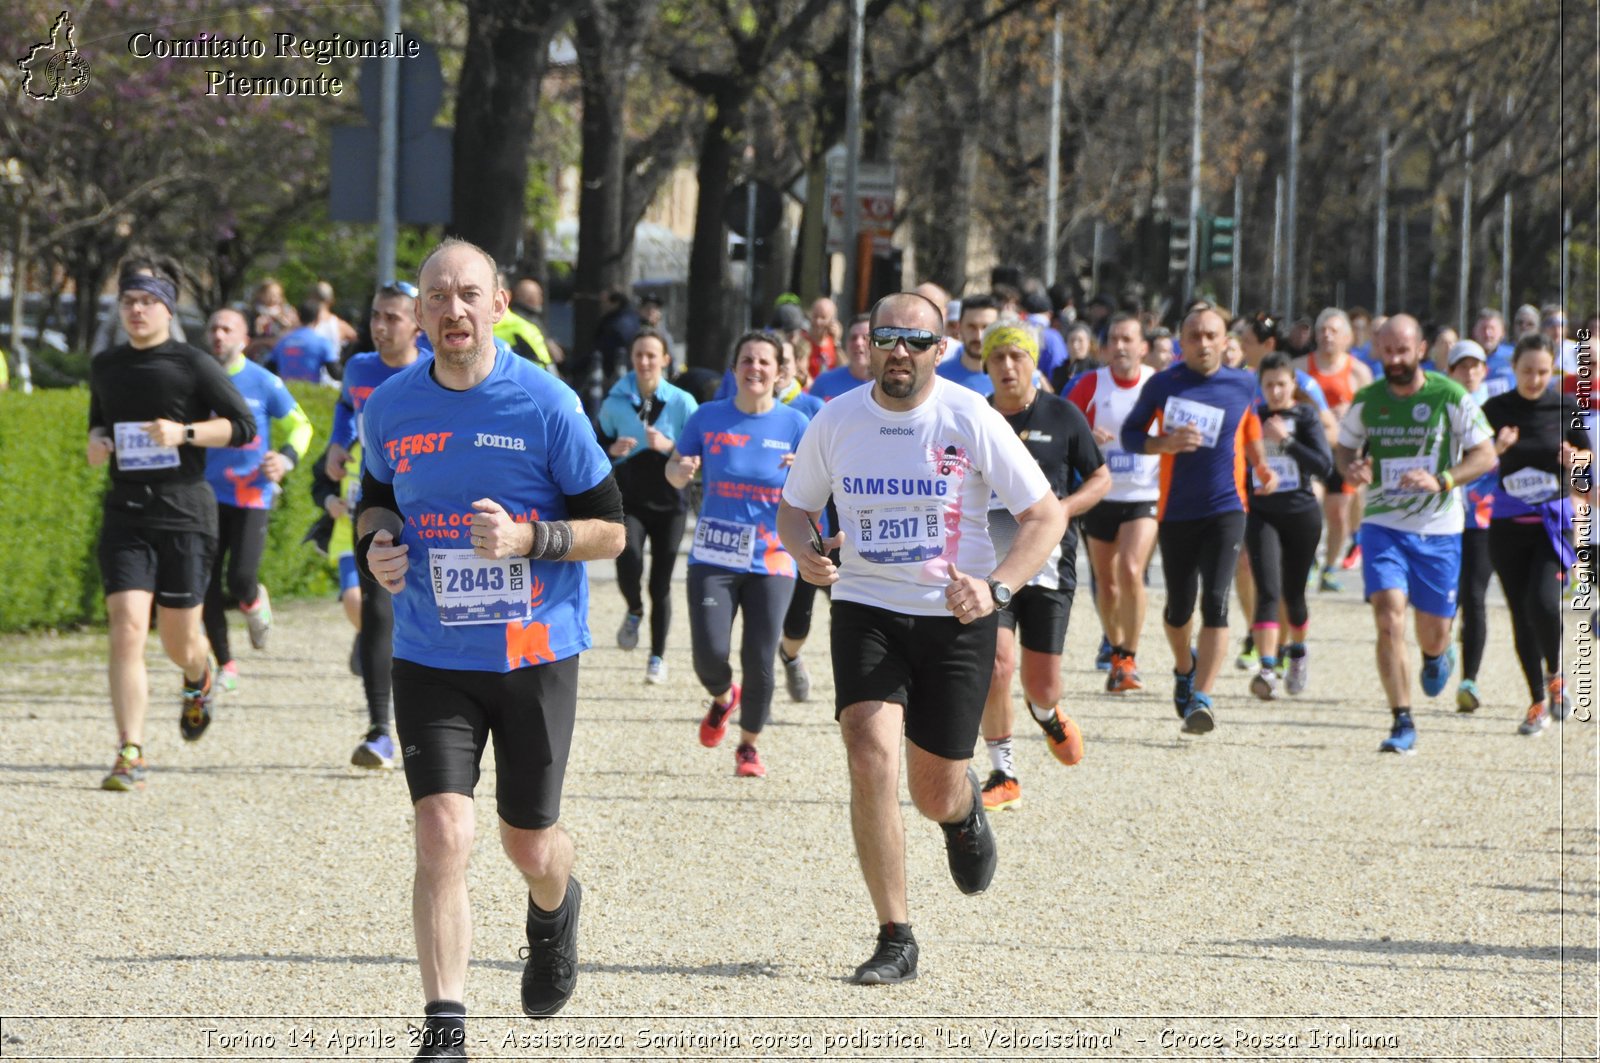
top-left (267, 297), bottom-right (342, 384)
top-left (808, 316), bottom-right (875, 401)
top-left (358, 240), bottom-right (624, 1049)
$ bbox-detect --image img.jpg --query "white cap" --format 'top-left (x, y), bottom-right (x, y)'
top-left (1446, 339), bottom-right (1487, 367)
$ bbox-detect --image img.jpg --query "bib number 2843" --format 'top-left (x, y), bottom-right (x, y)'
top-left (430, 548), bottom-right (531, 626)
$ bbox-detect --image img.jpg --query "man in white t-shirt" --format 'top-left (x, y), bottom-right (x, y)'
top-left (778, 292), bottom-right (1064, 986)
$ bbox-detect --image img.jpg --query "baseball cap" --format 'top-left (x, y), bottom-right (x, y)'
top-left (1446, 339), bottom-right (1487, 367)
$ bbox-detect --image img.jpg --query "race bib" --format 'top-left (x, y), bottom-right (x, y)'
top-left (1381, 455), bottom-right (1436, 495)
top-left (113, 421), bottom-right (180, 471)
top-left (1163, 397), bottom-right (1225, 448)
top-left (1502, 467), bottom-right (1561, 505)
top-left (854, 502), bottom-right (944, 565)
top-left (1106, 448), bottom-right (1138, 474)
top-left (1484, 377), bottom-right (1514, 398)
top-left (1253, 455), bottom-right (1301, 492)
top-left (691, 517), bottom-right (757, 570)
top-left (429, 548), bottom-right (531, 626)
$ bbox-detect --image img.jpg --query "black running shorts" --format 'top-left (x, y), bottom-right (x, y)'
top-left (1081, 499), bottom-right (1159, 544)
top-left (996, 584), bottom-right (1070, 655)
top-left (829, 599), bottom-right (997, 761)
top-left (97, 515), bottom-right (215, 608)
top-left (392, 656), bottom-right (579, 830)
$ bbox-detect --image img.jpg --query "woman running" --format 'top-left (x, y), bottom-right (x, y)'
top-left (1245, 352), bottom-right (1332, 698)
top-left (1441, 341), bottom-right (1498, 712)
top-left (1481, 334), bottom-right (1591, 734)
top-left (667, 332), bottom-right (810, 776)
top-left (598, 327), bottom-right (699, 683)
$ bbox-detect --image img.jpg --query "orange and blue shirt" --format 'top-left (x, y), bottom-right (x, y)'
top-left (205, 359), bottom-right (312, 509)
top-left (1120, 363), bottom-right (1263, 521)
top-left (267, 326), bottom-right (340, 383)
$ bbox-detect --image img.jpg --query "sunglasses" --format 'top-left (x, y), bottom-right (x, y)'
top-left (869, 327), bottom-right (941, 352)
top-left (380, 280), bottom-right (419, 298)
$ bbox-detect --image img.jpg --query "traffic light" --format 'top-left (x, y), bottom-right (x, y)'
top-left (1205, 214), bottom-right (1236, 270)
top-left (1168, 217), bottom-right (1191, 276)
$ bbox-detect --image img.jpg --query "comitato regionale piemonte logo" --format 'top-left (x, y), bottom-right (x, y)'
top-left (19, 10), bottom-right (92, 101)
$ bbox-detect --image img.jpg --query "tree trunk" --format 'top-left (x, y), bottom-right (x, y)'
top-left (451, 0), bottom-right (563, 267)
top-left (685, 93), bottom-right (743, 371)
top-left (573, 11), bottom-right (633, 367)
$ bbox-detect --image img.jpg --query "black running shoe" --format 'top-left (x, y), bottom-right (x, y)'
top-left (941, 768), bottom-right (997, 895)
top-left (179, 669), bottom-right (215, 742)
top-left (850, 924), bottom-right (919, 985)
top-left (520, 877), bottom-right (581, 1017)
top-left (410, 1017), bottom-right (466, 1060)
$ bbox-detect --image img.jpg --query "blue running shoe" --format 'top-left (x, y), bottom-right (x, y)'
top-left (351, 728), bottom-right (396, 769)
top-left (1172, 650), bottom-right (1197, 718)
top-left (1455, 678), bottom-right (1480, 713)
top-left (1420, 647), bottom-right (1455, 698)
top-left (1094, 635), bottom-right (1113, 671)
top-left (1379, 712), bottom-right (1417, 754)
top-left (1180, 692), bottom-right (1215, 734)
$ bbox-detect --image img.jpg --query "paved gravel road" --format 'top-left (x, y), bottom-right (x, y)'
top-left (1, 569), bottom-right (1594, 1061)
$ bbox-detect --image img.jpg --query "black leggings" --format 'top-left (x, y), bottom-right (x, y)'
top-left (616, 507), bottom-right (687, 657)
top-left (1159, 511), bottom-right (1246, 629)
top-left (687, 565), bottom-right (795, 735)
top-left (1245, 506), bottom-right (1322, 631)
top-left (202, 504), bottom-right (271, 666)
top-left (1457, 528), bottom-right (1494, 681)
top-left (358, 569), bottom-right (394, 730)
top-left (783, 578), bottom-right (821, 642)
top-left (1488, 520), bottom-right (1566, 703)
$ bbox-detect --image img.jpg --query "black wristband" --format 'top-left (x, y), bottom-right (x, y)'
top-left (354, 530), bottom-right (380, 582)
top-left (526, 519), bottom-right (574, 561)
top-left (279, 444), bottom-right (301, 469)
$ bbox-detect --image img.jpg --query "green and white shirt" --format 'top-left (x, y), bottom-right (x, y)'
top-left (1337, 371), bottom-right (1492, 535)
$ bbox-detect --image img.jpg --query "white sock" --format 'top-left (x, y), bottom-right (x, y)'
top-left (1027, 699), bottom-right (1057, 725)
top-left (985, 735), bottom-right (1014, 777)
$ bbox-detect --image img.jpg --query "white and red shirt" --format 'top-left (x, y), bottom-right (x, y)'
top-left (1067, 365), bottom-right (1160, 502)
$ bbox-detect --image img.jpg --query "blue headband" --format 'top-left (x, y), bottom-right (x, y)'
top-left (120, 274), bottom-right (177, 315)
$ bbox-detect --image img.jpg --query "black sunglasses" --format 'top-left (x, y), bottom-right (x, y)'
top-left (380, 280), bottom-right (419, 298)
top-left (869, 326), bottom-right (941, 352)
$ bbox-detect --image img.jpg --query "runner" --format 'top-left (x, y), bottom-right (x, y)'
top-left (1295, 308), bottom-right (1372, 592)
top-left (88, 261), bottom-right (257, 790)
top-left (778, 291), bottom-right (1064, 985)
top-left (1481, 334), bottom-right (1590, 734)
top-left (1333, 315), bottom-right (1496, 754)
top-left (1244, 352), bottom-right (1332, 698)
top-left (597, 326), bottom-right (698, 683)
top-left (200, 308), bottom-right (314, 692)
top-left (668, 332), bottom-right (809, 777)
top-left (1120, 306), bottom-right (1278, 734)
top-left (935, 295), bottom-right (998, 396)
top-left (977, 319), bottom-right (1109, 810)
top-left (1441, 341), bottom-right (1500, 712)
top-left (356, 240), bottom-right (625, 1049)
top-left (808, 316), bottom-right (874, 402)
top-left (1067, 314), bottom-right (1161, 692)
top-left (325, 281), bottom-right (425, 768)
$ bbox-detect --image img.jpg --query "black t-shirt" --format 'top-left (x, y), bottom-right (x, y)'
top-left (89, 339), bottom-right (257, 533)
top-left (1481, 387), bottom-right (1589, 511)
top-left (990, 390), bottom-right (1105, 586)
top-left (1248, 402), bottom-right (1333, 515)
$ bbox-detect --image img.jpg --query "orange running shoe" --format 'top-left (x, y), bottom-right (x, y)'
top-left (1548, 674), bottom-right (1571, 720)
top-left (1106, 652), bottom-right (1144, 693)
top-left (734, 743), bottom-right (766, 777)
top-left (698, 683), bottom-right (740, 748)
top-left (1518, 700), bottom-right (1550, 736)
top-left (981, 770), bottom-right (1021, 810)
top-left (1033, 704), bottom-right (1084, 765)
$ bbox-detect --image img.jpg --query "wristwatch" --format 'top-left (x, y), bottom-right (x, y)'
top-left (183, 424), bottom-right (196, 444)
top-left (985, 577), bottom-right (1013, 608)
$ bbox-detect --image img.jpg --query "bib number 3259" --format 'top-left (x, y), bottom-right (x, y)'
top-left (429, 548), bottom-right (531, 626)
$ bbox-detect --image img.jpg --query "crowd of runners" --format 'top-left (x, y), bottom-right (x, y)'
top-left (81, 242), bottom-right (1592, 1058)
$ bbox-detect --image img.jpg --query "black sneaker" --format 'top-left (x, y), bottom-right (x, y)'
top-left (520, 877), bottom-right (581, 1017)
top-left (410, 1016), bottom-right (466, 1060)
top-left (179, 668), bottom-right (215, 742)
top-left (941, 768), bottom-right (997, 895)
top-left (850, 924), bottom-right (919, 985)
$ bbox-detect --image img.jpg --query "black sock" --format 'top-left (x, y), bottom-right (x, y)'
top-left (421, 1000), bottom-right (465, 1047)
top-left (1392, 706), bottom-right (1411, 719)
top-left (878, 921), bottom-right (915, 942)
top-left (1242, 634), bottom-right (1254, 653)
top-left (1422, 651), bottom-right (1440, 665)
top-left (1285, 642), bottom-right (1306, 658)
top-left (528, 881), bottom-right (573, 928)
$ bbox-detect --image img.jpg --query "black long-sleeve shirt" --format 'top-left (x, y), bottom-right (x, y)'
top-left (1248, 401), bottom-right (1332, 515)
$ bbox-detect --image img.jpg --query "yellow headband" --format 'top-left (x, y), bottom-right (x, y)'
top-left (981, 323), bottom-right (1038, 363)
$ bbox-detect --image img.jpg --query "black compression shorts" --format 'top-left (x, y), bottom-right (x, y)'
top-left (1081, 498), bottom-right (1159, 543)
top-left (97, 515), bottom-right (215, 608)
top-left (995, 584), bottom-right (1071, 655)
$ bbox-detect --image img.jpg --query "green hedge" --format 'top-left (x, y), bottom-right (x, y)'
top-left (0, 381), bottom-right (340, 632)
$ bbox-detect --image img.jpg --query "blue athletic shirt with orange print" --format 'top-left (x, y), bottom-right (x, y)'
top-left (361, 348), bottom-right (612, 672)
top-left (1119, 362), bottom-right (1263, 521)
top-left (205, 358), bottom-right (305, 509)
top-left (333, 351), bottom-right (422, 451)
top-left (676, 399), bottom-right (810, 577)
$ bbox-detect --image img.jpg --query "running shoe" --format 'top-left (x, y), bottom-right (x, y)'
top-left (1250, 667), bottom-right (1281, 701)
top-left (1284, 650), bottom-right (1309, 696)
top-left (1548, 674), bottom-right (1571, 721)
top-left (218, 660), bottom-right (239, 694)
top-left (616, 612), bottom-right (642, 651)
top-left (851, 925), bottom-right (918, 985)
top-left (1317, 567), bottom-right (1343, 593)
top-left (645, 656), bottom-right (667, 684)
top-left (409, 1017), bottom-right (466, 1060)
top-left (1235, 637), bottom-right (1258, 671)
top-left (101, 743), bottom-right (147, 791)
top-left (1518, 701), bottom-right (1551, 736)
top-left (698, 683), bottom-right (740, 748)
top-left (1033, 704), bottom-right (1084, 765)
top-left (1420, 646), bottom-right (1455, 698)
top-left (1455, 678), bottom-right (1481, 713)
top-left (1340, 543), bottom-right (1362, 570)
top-left (243, 585), bottom-right (272, 650)
top-left (981, 770), bottom-right (1021, 810)
top-left (1094, 634), bottom-right (1113, 671)
top-left (349, 632), bottom-right (363, 677)
top-left (1106, 652), bottom-right (1143, 693)
top-left (1180, 692), bottom-right (1215, 734)
top-left (1172, 653), bottom-right (1197, 718)
top-left (941, 768), bottom-right (997, 895)
top-left (782, 652), bottom-right (811, 702)
top-left (734, 743), bottom-right (766, 777)
top-left (351, 728), bottom-right (396, 769)
top-left (179, 669), bottom-right (215, 742)
top-left (520, 878), bottom-right (581, 1017)
top-left (1379, 712), bottom-right (1417, 754)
